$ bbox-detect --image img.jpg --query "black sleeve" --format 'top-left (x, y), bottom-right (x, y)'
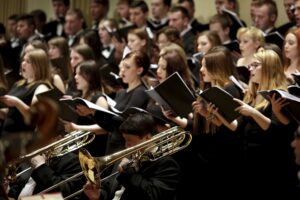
top-left (31, 153), bottom-right (84, 197)
top-left (116, 157), bottom-right (180, 200)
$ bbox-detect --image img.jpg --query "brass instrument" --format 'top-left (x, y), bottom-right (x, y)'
top-left (79, 126), bottom-right (192, 185)
top-left (36, 126), bottom-right (191, 200)
top-left (5, 130), bottom-right (95, 183)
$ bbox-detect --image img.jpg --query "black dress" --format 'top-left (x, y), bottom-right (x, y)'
top-left (238, 103), bottom-right (298, 198)
top-left (94, 84), bottom-right (150, 155)
top-left (191, 82), bottom-right (244, 198)
top-left (1, 81), bottom-right (51, 136)
top-left (77, 92), bottom-right (108, 157)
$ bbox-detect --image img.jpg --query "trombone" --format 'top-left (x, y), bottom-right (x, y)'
top-left (37, 126), bottom-right (192, 199)
top-left (5, 130), bottom-right (95, 183)
top-left (79, 126), bottom-right (192, 185)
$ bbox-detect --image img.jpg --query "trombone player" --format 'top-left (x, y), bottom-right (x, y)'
top-left (6, 132), bottom-right (86, 200)
top-left (83, 112), bottom-right (181, 200)
top-left (5, 99), bottom-right (86, 199)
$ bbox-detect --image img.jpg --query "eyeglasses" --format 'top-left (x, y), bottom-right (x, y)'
top-left (248, 62), bottom-right (261, 69)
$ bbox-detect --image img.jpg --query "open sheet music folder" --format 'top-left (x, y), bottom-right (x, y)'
top-left (259, 89), bottom-right (300, 123)
top-left (145, 72), bottom-right (196, 117)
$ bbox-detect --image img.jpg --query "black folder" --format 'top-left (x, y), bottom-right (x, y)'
top-left (259, 89), bottom-right (300, 123)
top-left (145, 72), bottom-right (196, 117)
top-left (199, 86), bottom-right (241, 123)
top-left (264, 31), bottom-right (284, 49)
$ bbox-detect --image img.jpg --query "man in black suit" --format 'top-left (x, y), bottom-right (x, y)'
top-left (253, 0), bottom-right (278, 34)
top-left (83, 112), bottom-right (181, 200)
top-left (42, 0), bottom-right (69, 41)
top-left (177, 0), bottom-right (209, 34)
top-left (90, 0), bottom-right (109, 30)
top-left (64, 8), bottom-right (86, 47)
top-left (215, 0), bottom-right (246, 40)
top-left (295, 0), bottom-right (300, 27)
top-left (129, 1), bottom-right (149, 29)
top-left (7, 137), bottom-right (85, 199)
top-left (10, 14), bottom-right (43, 83)
top-left (169, 6), bottom-right (196, 57)
top-left (277, 0), bottom-right (296, 36)
top-left (209, 14), bottom-right (240, 54)
top-left (98, 19), bottom-right (118, 66)
top-left (148, 0), bottom-right (171, 33)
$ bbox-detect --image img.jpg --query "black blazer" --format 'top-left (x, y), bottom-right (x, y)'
top-left (182, 29), bottom-right (196, 57)
top-left (9, 152), bottom-right (85, 199)
top-left (42, 20), bottom-right (66, 41)
top-left (100, 156), bottom-right (181, 200)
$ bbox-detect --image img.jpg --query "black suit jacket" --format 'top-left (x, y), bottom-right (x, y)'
top-left (68, 33), bottom-right (82, 48)
top-left (100, 156), bottom-right (181, 200)
top-left (98, 47), bottom-right (116, 67)
top-left (42, 20), bottom-right (66, 41)
top-left (147, 19), bottom-right (169, 34)
top-left (190, 18), bottom-right (209, 34)
top-left (9, 152), bottom-right (85, 199)
top-left (277, 22), bottom-right (295, 37)
top-left (182, 29), bottom-right (196, 57)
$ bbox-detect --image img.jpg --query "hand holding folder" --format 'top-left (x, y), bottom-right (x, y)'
top-left (259, 89), bottom-right (300, 123)
top-left (198, 86), bottom-right (241, 123)
top-left (145, 72), bottom-right (196, 117)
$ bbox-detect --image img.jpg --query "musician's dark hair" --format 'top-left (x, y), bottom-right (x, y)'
top-left (119, 112), bottom-right (157, 137)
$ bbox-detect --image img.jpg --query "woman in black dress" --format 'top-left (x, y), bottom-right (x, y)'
top-left (217, 49), bottom-right (298, 197)
top-left (0, 49), bottom-right (52, 136)
top-left (63, 60), bottom-right (109, 156)
top-left (75, 51), bottom-right (151, 155)
top-left (190, 46), bottom-right (244, 198)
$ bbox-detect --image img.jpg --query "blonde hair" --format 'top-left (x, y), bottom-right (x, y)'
top-left (244, 49), bottom-right (288, 110)
top-left (237, 26), bottom-right (265, 48)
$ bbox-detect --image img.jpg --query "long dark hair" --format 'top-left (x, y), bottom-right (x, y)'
top-left (77, 60), bottom-right (102, 99)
